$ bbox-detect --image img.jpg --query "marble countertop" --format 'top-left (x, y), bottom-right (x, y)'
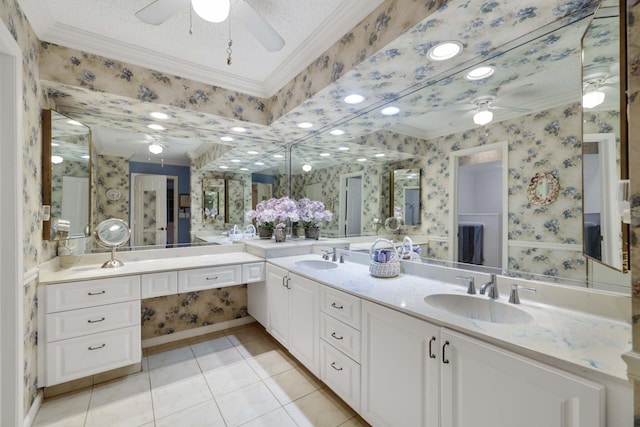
top-left (268, 253), bottom-right (632, 383)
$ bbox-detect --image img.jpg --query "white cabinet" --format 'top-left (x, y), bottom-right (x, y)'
top-left (178, 264), bottom-right (242, 292)
top-left (242, 262), bottom-right (265, 283)
top-left (266, 265), bottom-right (319, 375)
top-left (141, 271), bottom-right (178, 298)
top-left (360, 300), bottom-right (605, 427)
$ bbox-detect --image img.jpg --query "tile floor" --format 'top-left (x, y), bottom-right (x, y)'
top-left (32, 323), bottom-right (371, 427)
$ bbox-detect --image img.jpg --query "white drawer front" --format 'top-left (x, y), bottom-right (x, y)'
top-left (45, 325), bottom-right (141, 386)
top-left (320, 340), bottom-right (360, 412)
top-left (47, 300), bottom-right (140, 343)
top-left (178, 265), bottom-right (242, 292)
top-left (320, 313), bottom-right (361, 363)
top-left (320, 286), bottom-right (361, 330)
top-left (242, 262), bottom-right (265, 283)
top-left (141, 271), bottom-right (178, 298)
top-left (46, 276), bottom-right (141, 313)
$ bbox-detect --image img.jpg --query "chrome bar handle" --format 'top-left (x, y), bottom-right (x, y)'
top-left (428, 336), bottom-right (436, 359)
top-left (88, 344), bottom-right (106, 351)
top-left (285, 277), bottom-right (291, 289)
top-left (87, 290), bottom-right (106, 296)
top-left (442, 341), bottom-right (450, 364)
top-left (87, 317), bottom-right (105, 323)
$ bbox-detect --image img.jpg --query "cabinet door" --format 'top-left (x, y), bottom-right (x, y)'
top-left (440, 329), bottom-right (604, 427)
top-left (288, 273), bottom-right (319, 376)
top-left (361, 300), bottom-right (440, 427)
top-left (266, 264), bottom-right (289, 347)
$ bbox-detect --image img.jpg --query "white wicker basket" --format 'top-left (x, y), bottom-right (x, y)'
top-left (400, 236), bottom-right (421, 261)
top-left (369, 238), bottom-right (401, 278)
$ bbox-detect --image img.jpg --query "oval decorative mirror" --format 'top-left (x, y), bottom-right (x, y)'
top-left (94, 218), bottom-right (131, 268)
top-left (526, 172), bottom-right (559, 205)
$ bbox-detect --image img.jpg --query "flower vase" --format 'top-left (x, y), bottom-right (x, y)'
top-left (304, 227), bottom-right (320, 240)
top-left (291, 222), bottom-right (300, 239)
top-left (274, 228), bottom-right (287, 243)
top-left (258, 226), bottom-right (273, 239)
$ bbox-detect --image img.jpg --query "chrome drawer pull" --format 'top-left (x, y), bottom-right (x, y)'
top-left (87, 290), bottom-right (106, 296)
top-left (331, 302), bottom-right (344, 310)
top-left (428, 336), bottom-right (436, 359)
top-left (88, 344), bottom-right (106, 351)
top-left (206, 276), bottom-right (219, 280)
top-left (331, 332), bottom-right (344, 340)
top-left (87, 317), bottom-right (106, 323)
top-left (330, 362), bottom-right (343, 371)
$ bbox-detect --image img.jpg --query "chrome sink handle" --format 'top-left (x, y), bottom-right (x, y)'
top-left (508, 284), bottom-right (537, 304)
top-left (456, 275), bottom-right (475, 294)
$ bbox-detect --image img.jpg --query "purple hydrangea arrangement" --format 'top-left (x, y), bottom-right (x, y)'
top-left (296, 198), bottom-right (333, 228)
top-left (246, 197), bottom-right (300, 229)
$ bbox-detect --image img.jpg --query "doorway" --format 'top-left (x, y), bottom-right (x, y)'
top-left (449, 142), bottom-right (508, 269)
top-left (339, 173), bottom-right (363, 237)
top-left (131, 174), bottom-right (178, 246)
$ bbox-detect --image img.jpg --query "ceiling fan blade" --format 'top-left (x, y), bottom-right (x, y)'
top-left (449, 111), bottom-right (475, 127)
top-left (136, 0), bottom-right (190, 25)
top-left (497, 83), bottom-right (534, 98)
top-left (234, 0), bottom-right (285, 52)
top-left (489, 104), bottom-right (531, 113)
top-left (433, 103), bottom-right (475, 112)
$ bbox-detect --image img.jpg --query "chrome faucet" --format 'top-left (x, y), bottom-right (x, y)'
top-left (508, 284), bottom-right (537, 304)
top-left (456, 275), bottom-right (476, 294)
top-left (479, 274), bottom-right (499, 299)
top-left (322, 248), bottom-right (337, 261)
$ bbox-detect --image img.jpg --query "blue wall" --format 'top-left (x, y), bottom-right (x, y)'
top-left (251, 173), bottom-right (275, 185)
top-left (130, 161), bottom-right (191, 244)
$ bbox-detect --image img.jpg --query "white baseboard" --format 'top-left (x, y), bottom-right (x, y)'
top-left (23, 390), bottom-right (43, 427)
top-left (141, 316), bottom-right (256, 348)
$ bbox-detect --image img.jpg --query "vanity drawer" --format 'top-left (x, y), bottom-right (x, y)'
top-left (46, 300), bottom-right (140, 343)
top-left (320, 286), bottom-right (361, 330)
top-left (320, 340), bottom-right (360, 412)
top-left (320, 312), bottom-right (361, 362)
top-left (242, 262), bottom-right (265, 283)
top-left (45, 325), bottom-right (141, 386)
top-left (178, 265), bottom-right (242, 292)
top-left (141, 271), bottom-right (178, 298)
top-left (45, 276), bottom-right (141, 313)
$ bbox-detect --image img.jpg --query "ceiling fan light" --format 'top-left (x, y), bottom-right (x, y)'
top-left (473, 109), bottom-right (493, 125)
top-left (192, 0), bottom-right (230, 23)
top-left (149, 143), bottom-right (163, 154)
top-left (583, 90), bottom-right (605, 109)
top-left (51, 155), bottom-right (64, 164)
top-left (302, 164), bottom-right (312, 172)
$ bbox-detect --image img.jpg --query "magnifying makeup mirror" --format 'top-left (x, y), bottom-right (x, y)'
top-left (94, 218), bottom-right (131, 268)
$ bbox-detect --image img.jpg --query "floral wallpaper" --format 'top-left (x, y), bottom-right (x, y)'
top-left (93, 154), bottom-right (130, 227)
top-left (50, 159), bottom-right (89, 223)
top-left (140, 285), bottom-right (248, 338)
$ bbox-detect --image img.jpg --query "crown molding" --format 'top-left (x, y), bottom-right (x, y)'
top-left (16, 0), bottom-right (56, 37)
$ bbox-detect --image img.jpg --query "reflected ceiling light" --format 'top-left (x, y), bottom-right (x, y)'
top-left (273, 154), bottom-right (284, 158)
top-left (192, 0), bottom-right (230, 23)
top-left (247, 150), bottom-right (259, 155)
top-left (81, 155), bottom-right (90, 159)
top-left (67, 120), bottom-right (83, 126)
top-left (344, 94), bottom-right (365, 104)
top-left (374, 153), bottom-right (386, 158)
top-left (51, 155), bottom-right (64, 164)
top-left (330, 129), bottom-right (345, 136)
top-left (220, 165), bottom-right (229, 169)
top-left (427, 41), bottom-right (463, 61)
top-left (255, 161), bottom-right (265, 165)
top-left (297, 122), bottom-right (313, 129)
top-left (231, 126), bottom-right (247, 133)
top-left (583, 90), bottom-right (605, 109)
top-left (220, 136), bottom-right (234, 142)
top-left (381, 106), bottom-right (400, 116)
top-left (231, 159), bottom-right (241, 163)
top-left (240, 167), bottom-right (249, 171)
top-left (338, 146), bottom-right (349, 151)
top-left (148, 143), bottom-right (163, 154)
top-left (357, 158), bottom-right (367, 162)
top-left (302, 164), bottom-right (312, 172)
top-left (465, 66), bottom-right (495, 80)
top-left (473, 105), bottom-right (493, 125)
top-left (147, 124), bottom-right (165, 131)
top-left (51, 142), bottom-right (60, 147)
top-left (150, 112), bottom-right (169, 120)
top-left (319, 153), bottom-right (330, 157)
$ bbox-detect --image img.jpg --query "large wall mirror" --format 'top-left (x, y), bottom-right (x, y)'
top-left (42, 109), bottom-right (91, 241)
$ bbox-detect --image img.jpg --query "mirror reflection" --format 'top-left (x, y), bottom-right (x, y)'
top-left (203, 179), bottom-right (224, 222)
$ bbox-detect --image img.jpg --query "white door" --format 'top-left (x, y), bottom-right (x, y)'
top-left (440, 329), bottom-right (603, 427)
top-left (61, 176), bottom-right (89, 236)
top-left (345, 176), bottom-right (362, 236)
top-left (133, 174), bottom-right (167, 246)
top-left (288, 273), bottom-right (320, 376)
top-left (266, 265), bottom-right (289, 347)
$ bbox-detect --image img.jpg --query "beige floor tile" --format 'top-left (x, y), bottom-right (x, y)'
top-left (203, 359), bottom-right (261, 397)
top-left (151, 374), bottom-right (214, 419)
top-left (239, 407), bottom-right (298, 427)
top-left (284, 388), bottom-right (355, 427)
top-left (145, 338), bottom-right (192, 356)
top-left (339, 416), bottom-right (372, 426)
top-left (155, 400), bottom-right (226, 427)
top-left (32, 389), bottom-right (91, 427)
top-left (234, 336), bottom-right (281, 359)
top-left (245, 347), bottom-right (300, 379)
top-left (147, 344), bottom-right (195, 370)
top-left (191, 334), bottom-right (235, 355)
top-left (263, 366), bottom-right (322, 405)
top-left (216, 381), bottom-right (281, 427)
top-left (43, 376), bottom-right (92, 398)
top-left (195, 344), bottom-right (246, 372)
top-left (225, 323), bottom-right (269, 346)
top-left (188, 329), bottom-right (228, 345)
top-left (149, 356), bottom-right (203, 387)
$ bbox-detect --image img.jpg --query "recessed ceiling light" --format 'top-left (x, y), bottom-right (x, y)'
top-left (297, 122), bottom-right (313, 129)
top-left (220, 165), bottom-right (229, 169)
top-left (147, 124), bottom-right (165, 131)
top-left (81, 155), bottom-right (90, 159)
top-left (240, 167), bottom-right (249, 171)
top-left (148, 143), bottom-right (163, 154)
top-left (330, 129), bottom-right (345, 136)
top-left (150, 112), bottom-right (169, 120)
top-left (344, 94), bottom-right (365, 104)
top-left (427, 41), bottom-right (463, 61)
top-left (375, 153), bottom-right (386, 157)
top-left (273, 154), bottom-right (284, 158)
top-left (220, 136), bottom-right (234, 142)
top-left (51, 142), bottom-right (60, 147)
top-left (302, 164), bottom-right (312, 172)
top-left (465, 66), bottom-right (495, 80)
top-left (319, 153), bottom-right (330, 157)
top-left (338, 146), bottom-right (349, 151)
top-left (51, 155), bottom-right (64, 164)
top-left (381, 106), bottom-right (400, 116)
top-left (255, 161), bottom-right (265, 165)
top-left (231, 126), bottom-right (247, 133)
top-left (357, 158), bottom-right (367, 162)
top-left (231, 159), bottom-right (241, 163)
top-left (67, 120), bottom-right (83, 126)
top-left (247, 150), bottom-right (259, 155)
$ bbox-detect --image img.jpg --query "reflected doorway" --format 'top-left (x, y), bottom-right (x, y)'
top-left (131, 174), bottom-right (178, 246)
top-left (339, 173), bottom-right (363, 237)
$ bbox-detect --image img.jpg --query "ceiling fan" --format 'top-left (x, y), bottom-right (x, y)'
top-left (582, 64), bottom-right (619, 109)
top-left (135, 0), bottom-right (285, 52)
top-left (436, 94), bottom-right (531, 126)
top-left (117, 134), bottom-right (167, 154)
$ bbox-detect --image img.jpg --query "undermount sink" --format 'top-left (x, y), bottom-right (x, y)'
top-left (294, 260), bottom-right (338, 270)
top-left (424, 293), bottom-right (534, 325)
